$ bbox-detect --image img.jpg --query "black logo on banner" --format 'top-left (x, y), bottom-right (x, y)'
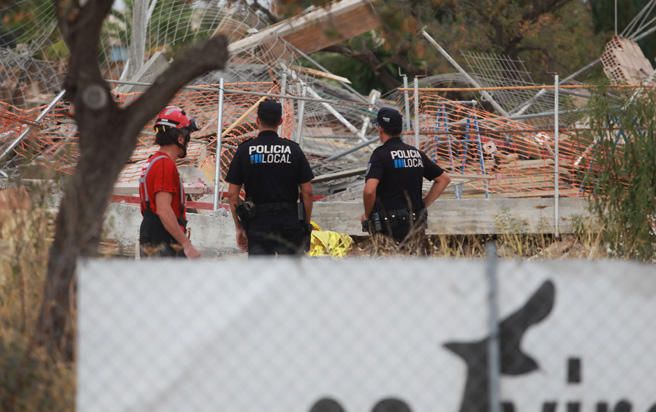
top-left (444, 280), bottom-right (556, 412)
top-left (308, 280), bottom-right (656, 412)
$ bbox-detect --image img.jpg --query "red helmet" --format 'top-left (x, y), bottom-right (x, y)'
top-left (154, 106), bottom-right (195, 130)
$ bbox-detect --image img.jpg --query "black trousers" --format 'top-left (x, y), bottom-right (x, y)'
top-left (139, 242), bottom-right (186, 258)
top-left (139, 210), bottom-right (186, 258)
top-left (246, 211), bottom-right (308, 256)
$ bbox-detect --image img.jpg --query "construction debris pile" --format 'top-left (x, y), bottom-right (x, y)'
top-left (2, 0), bottom-right (656, 204)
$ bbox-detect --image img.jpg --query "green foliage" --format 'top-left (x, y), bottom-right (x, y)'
top-left (583, 88), bottom-right (656, 261)
top-left (305, 33), bottom-right (397, 94)
top-left (290, 0), bottom-right (606, 93)
top-left (148, 0), bottom-right (199, 56)
top-left (0, 0), bottom-right (69, 63)
top-left (0, 0), bottom-right (54, 40)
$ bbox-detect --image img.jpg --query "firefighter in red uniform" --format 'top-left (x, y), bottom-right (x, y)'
top-left (138, 106), bottom-right (201, 258)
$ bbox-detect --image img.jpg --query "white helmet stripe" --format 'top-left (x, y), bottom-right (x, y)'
top-left (156, 119), bottom-right (179, 128)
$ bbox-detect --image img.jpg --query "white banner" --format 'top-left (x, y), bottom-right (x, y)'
top-left (77, 259), bottom-right (656, 412)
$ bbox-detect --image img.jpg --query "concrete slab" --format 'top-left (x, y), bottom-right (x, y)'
top-left (313, 198), bottom-right (590, 235)
top-left (105, 202), bottom-right (241, 257)
top-left (105, 198), bottom-right (591, 256)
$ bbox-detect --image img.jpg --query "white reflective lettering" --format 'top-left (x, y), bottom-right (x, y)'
top-left (249, 145), bottom-right (292, 155)
top-left (390, 150), bottom-right (421, 160)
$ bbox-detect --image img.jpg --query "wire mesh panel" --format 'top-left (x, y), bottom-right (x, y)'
top-left (460, 52), bottom-right (548, 113)
top-left (77, 258), bottom-right (656, 412)
top-left (399, 90), bottom-right (591, 199)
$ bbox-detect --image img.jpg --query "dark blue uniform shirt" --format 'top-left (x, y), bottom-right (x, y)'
top-left (365, 137), bottom-right (444, 212)
top-left (225, 131), bottom-right (314, 204)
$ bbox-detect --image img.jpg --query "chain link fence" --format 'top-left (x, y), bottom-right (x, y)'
top-left (76, 256), bottom-right (656, 412)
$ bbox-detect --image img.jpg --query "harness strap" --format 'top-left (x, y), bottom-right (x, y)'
top-left (140, 155), bottom-right (185, 213)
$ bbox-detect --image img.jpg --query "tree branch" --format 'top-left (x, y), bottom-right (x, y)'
top-left (250, 0), bottom-right (279, 23)
top-left (124, 36), bottom-right (229, 139)
top-left (322, 44), bottom-right (401, 89)
top-left (55, 0), bottom-right (114, 101)
top-left (523, 0), bottom-right (571, 22)
top-left (55, 0), bottom-right (113, 60)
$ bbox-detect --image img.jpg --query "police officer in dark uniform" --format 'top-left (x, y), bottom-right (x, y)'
top-left (361, 107), bottom-right (451, 243)
top-left (226, 99), bottom-right (314, 255)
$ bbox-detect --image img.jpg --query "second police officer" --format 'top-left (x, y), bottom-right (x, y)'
top-left (226, 99), bottom-right (314, 256)
top-left (361, 107), bottom-right (451, 243)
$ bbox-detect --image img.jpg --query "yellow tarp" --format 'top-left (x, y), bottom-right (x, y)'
top-left (308, 221), bottom-right (353, 257)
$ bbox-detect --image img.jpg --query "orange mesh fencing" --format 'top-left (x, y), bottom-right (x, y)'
top-left (3, 84), bottom-right (628, 201)
top-left (411, 91), bottom-right (593, 198)
top-left (117, 82), bottom-right (295, 191)
top-left (2, 83), bottom-right (294, 196)
top-left (0, 102), bottom-right (33, 153)
top-left (0, 100), bottom-right (75, 171)
top-left (114, 82), bottom-right (287, 185)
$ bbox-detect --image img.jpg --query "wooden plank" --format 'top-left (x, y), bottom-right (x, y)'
top-left (312, 198), bottom-right (590, 235)
top-left (228, 0), bottom-right (380, 56)
top-left (502, 159), bottom-right (554, 168)
top-left (289, 65), bottom-right (352, 83)
top-left (282, 4), bottom-right (379, 54)
top-left (496, 188), bottom-right (582, 198)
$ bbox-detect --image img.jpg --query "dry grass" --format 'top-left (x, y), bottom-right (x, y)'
top-left (354, 216), bottom-right (606, 259)
top-left (0, 184), bottom-right (74, 412)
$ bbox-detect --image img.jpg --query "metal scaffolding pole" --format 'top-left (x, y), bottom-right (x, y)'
top-left (422, 30), bottom-right (510, 117)
top-left (127, 0), bottom-right (148, 80)
top-left (510, 58), bottom-right (601, 116)
top-left (284, 41), bottom-right (370, 105)
top-left (326, 136), bottom-right (378, 161)
top-left (554, 75), bottom-right (560, 237)
top-left (278, 72), bottom-right (288, 136)
top-left (281, 65), bottom-right (361, 137)
top-left (105, 79), bottom-right (344, 105)
top-left (296, 85), bottom-right (307, 146)
top-left (213, 78), bottom-right (225, 211)
top-left (358, 90), bottom-right (380, 142)
top-left (403, 75), bottom-right (412, 131)
top-left (305, 85), bottom-right (360, 135)
top-left (0, 90), bottom-right (66, 165)
top-left (413, 77), bottom-right (420, 147)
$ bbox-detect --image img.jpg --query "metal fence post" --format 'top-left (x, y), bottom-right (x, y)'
top-left (278, 72), bottom-right (287, 136)
top-left (296, 84), bottom-right (307, 147)
top-left (414, 77), bottom-right (420, 148)
top-left (403, 75), bottom-right (411, 132)
top-left (554, 74), bottom-right (560, 237)
top-left (213, 77), bottom-right (225, 211)
top-left (127, 0), bottom-right (148, 79)
top-left (486, 241), bottom-right (501, 412)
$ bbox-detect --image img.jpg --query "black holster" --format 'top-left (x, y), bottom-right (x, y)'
top-left (362, 212), bottom-right (384, 234)
top-left (236, 200), bottom-right (256, 229)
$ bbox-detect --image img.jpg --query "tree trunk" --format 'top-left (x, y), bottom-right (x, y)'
top-left (36, 0), bottom-right (228, 359)
top-left (37, 111), bottom-right (131, 358)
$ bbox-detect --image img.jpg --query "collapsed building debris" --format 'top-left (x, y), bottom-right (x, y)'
top-left (601, 36), bottom-right (654, 84)
top-left (0, 0), bottom-right (654, 213)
